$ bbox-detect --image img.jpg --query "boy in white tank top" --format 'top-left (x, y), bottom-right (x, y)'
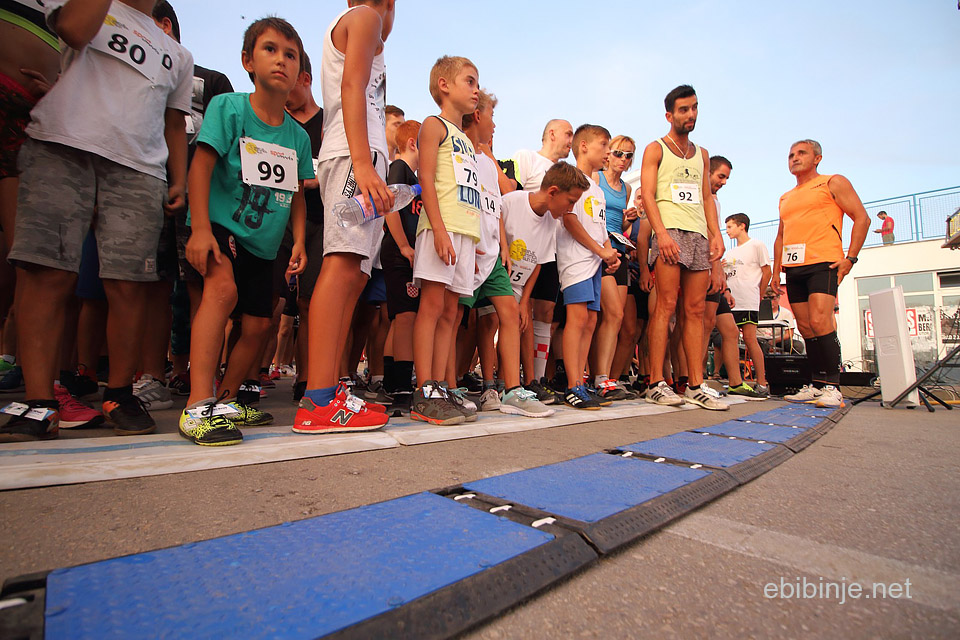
top-left (296, 0), bottom-right (397, 435)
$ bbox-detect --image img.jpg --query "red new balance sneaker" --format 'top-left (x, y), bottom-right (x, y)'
top-left (335, 382), bottom-right (386, 413)
top-left (293, 394), bottom-right (388, 434)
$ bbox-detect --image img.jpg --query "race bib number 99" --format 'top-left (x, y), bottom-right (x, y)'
top-left (240, 137), bottom-right (299, 193)
top-left (89, 15), bottom-right (173, 83)
top-left (670, 182), bottom-right (701, 204)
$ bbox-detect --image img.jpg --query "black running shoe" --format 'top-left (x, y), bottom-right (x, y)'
top-left (586, 386), bottom-right (613, 406)
top-left (237, 379), bottom-right (262, 407)
top-left (563, 386), bottom-right (600, 410)
top-left (0, 400), bottom-right (59, 442)
top-left (388, 390), bottom-right (413, 417)
top-left (456, 372), bottom-right (483, 394)
top-left (103, 395), bottom-right (156, 436)
top-left (525, 378), bottom-right (558, 405)
top-left (597, 380), bottom-right (628, 401)
top-left (63, 370), bottom-right (100, 400)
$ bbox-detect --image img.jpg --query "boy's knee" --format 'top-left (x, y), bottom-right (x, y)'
top-left (204, 278), bottom-right (239, 310)
top-left (243, 315), bottom-right (274, 337)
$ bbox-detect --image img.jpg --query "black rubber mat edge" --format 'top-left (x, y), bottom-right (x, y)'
top-left (323, 532), bottom-right (596, 640)
top-left (0, 571), bottom-right (48, 640)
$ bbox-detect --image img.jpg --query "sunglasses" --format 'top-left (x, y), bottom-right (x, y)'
top-left (610, 150), bottom-right (634, 160)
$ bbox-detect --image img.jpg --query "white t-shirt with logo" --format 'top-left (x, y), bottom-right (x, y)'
top-left (723, 238), bottom-right (771, 312)
top-left (502, 190), bottom-right (557, 299)
top-left (27, 1), bottom-right (193, 181)
top-left (557, 176), bottom-right (606, 290)
top-left (472, 153), bottom-right (503, 287)
top-left (512, 149), bottom-right (554, 192)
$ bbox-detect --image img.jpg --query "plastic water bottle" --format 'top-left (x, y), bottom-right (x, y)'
top-left (335, 183), bottom-right (422, 227)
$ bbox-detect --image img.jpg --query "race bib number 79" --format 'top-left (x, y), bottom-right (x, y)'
top-left (89, 15), bottom-right (174, 83)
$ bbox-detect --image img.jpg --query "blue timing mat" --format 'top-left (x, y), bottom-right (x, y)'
top-left (693, 420), bottom-right (822, 452)
top-left (464, 453), bottom-right (710, 523)
top-left (40, 492), bottom-right (582, 640)
top-left (735, 409), bottom-right (824, 429)
top-left (460, 453), bottom-right (737, 553)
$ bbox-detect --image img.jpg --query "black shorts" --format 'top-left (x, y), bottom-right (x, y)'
top-left (553, 291), bottom-right (567, 329)
top-left (381, 239), bottom-right (419, 319)
top-left (531, 260), bottom-right (560, 303)
top-left (175, 209), bottom-right (202, 283)
top-left (156, 214), bottom-right (179, 281)
top-left (273, 227), bottom-right (294, 299)
top-left (602, 250), bottom-right (629, 286)
top-left (706, 291), bottom-right (733, 315)
top-left (629, 279), bottom-right (650, 321)
top-left (785, 262), bottom-right (838, 303)
top-left (298, 219), bottom-right (324, 302)
top-left (733, 310), bottom-right (759, 326)
top-left (211, 223), bottom-right (274, 318)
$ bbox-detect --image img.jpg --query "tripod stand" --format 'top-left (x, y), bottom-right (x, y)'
top-left (852, 343), bottom-right (958, 412)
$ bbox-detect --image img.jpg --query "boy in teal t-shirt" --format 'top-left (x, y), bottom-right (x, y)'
top-left (181, 17), bottom-right (312, 446)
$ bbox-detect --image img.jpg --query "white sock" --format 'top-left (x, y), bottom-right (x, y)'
top-left (594, 374), bottom-right (609, 387)
top-left (533, 321), bottom-right (551, 381)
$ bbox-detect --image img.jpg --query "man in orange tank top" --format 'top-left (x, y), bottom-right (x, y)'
top-left (772, 139), bottom-right (869, 408)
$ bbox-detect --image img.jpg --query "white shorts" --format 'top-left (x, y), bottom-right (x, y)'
top-left (413, 229), bottom-right (477, 296)
top-left (318, 152), bottom-right (387, 276)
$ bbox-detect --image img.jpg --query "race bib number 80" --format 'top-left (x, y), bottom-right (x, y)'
top-left (89, 15), bottom-right (173, 83)
top-left (240, 137), bottom-right (299, 193)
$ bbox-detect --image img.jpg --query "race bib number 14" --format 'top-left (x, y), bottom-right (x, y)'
top-left (89, 15), bottom-right (173, 83)
top-left (240, 137), bottom-right (299, 193)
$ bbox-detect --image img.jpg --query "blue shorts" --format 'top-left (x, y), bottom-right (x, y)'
top-left (363, 268), bottom-right (387, 304)
top-left (561, 266), bottom-right (602, 312)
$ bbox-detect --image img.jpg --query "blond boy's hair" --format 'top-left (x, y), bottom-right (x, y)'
top-left (540, 161), bottom-right (590, 192)
top-left (428, 55), bottom-right (477, 107)
top-left (461, 88), bottom-right (497, 130)
top-left (571, 124), bottom-right (611, 159)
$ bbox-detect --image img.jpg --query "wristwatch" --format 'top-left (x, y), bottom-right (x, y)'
top-left (846, 255), bottom-right (858, 265)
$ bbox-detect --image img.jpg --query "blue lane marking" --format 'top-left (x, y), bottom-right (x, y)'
top-left (44, 492), bottom-right (554, 639)
top-left (0, 432), bottom-right (293, 456)
top-left (693, 421), bottom-right (807, 444)
top-left (622, 432), bottom-right (776, 467)
top-left (464, 453), bottom-right (710, 523)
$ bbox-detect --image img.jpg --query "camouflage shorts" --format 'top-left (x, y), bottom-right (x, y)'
top-left (9, 139), bottom-right (166, 281)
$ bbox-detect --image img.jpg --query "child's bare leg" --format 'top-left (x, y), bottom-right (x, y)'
top-left (307, 253), bottom-right (366, 389)
top-left (187, 258), bottom-right (238, 406)
top-left (413, 280), bottom-right (446, 386)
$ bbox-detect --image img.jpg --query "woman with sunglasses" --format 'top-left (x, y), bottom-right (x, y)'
top-left (588, 135), bottom-right (637, 400)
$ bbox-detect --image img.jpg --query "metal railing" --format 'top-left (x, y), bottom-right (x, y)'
top-left (727, 185), bottom-right (960, 251)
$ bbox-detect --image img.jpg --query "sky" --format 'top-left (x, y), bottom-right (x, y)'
top-left (175, 1), bottom-right (960, 226)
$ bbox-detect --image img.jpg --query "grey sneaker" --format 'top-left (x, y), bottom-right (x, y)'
top-left (645, 381), bottom-right (684, 406)
top-left (728, 383), bottom-right (767, 401)
top-left (410, 382), bottom-right (466, 426)
top-left (684, 383), bottom-right (730, 411)
top-left (363, 379), bottom-right (385, 400)
top-left (785, 384), bottom-right (822, 403)
top-left (445, 386), bottom-right (477, 422)
top-left (478, 388), bottom-right (501, 411)
top-left (133, 375), bottom-right (173, 410)
top-left (500, 387), bottom-right (555, 418)
top-left (814, 384), bottom-right (844, 408)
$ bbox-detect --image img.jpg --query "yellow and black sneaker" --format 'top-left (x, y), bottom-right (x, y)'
top-left (179, 400), bottom-right (243, 446)
top-left (224, 400), bottom-right (273, 426)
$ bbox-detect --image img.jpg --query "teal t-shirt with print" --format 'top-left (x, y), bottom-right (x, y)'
top-left (190, 92), bottom-right (313, 259)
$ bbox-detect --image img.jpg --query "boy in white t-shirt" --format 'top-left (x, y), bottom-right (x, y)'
top-left (556, 124), bottom-right (620, 410)
top-left (2, 0), bottom-right (193, 442)
top-left (501, 162), bottom-right (588, 402)
top-left (456, 89), bottom-right (553, 418)
top-left (723, 213), bottom-right (772, 397)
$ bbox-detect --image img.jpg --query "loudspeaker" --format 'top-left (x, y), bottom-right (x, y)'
top-left (765, 354), bottom-right (810, 395)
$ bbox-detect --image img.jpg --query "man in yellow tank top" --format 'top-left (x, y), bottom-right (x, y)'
top-left (639, 85), bottom-right (727, 411)
top-left (772, 139), bottom-right (869, 408)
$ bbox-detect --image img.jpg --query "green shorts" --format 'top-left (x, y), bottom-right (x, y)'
top-left (460, 261), bottom-right (513, 308)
